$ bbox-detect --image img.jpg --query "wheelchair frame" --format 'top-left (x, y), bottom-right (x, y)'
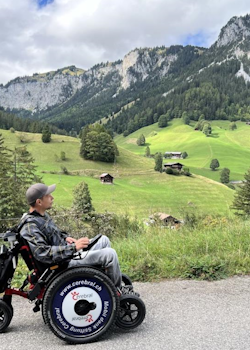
top-left (0, 228), bottom-right (146, 344)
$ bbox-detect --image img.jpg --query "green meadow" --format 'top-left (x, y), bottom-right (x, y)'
top-left (3, 125), bottom-right (250, 282)
top-left (115, 119), bottom-right (250, 182)
top-left (0, 124), bottom-right (239, 219)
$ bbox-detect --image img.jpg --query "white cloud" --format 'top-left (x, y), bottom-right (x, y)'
top-left (0, 0), bottom-right (249, 84)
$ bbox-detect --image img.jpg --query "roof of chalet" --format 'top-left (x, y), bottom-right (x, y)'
top-left (164, 162), bottom-right (184, 166)
top-left (100, 173), bottom-right (114, 178)
top-left (165, 152), bottom-right (182, 154)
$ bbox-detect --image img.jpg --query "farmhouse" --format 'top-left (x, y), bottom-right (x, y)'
top-left (149, 213), bottom-right (181, 227)
top-left (163, 162), bottom-right (184, 171)
top-left (100, 173), bottom-right (114, 184)
top-left (164, 152), bottom-right (182, 159)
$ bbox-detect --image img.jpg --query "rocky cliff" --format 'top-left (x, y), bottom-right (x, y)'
top-left (0, 47), bottom-right (181, 112)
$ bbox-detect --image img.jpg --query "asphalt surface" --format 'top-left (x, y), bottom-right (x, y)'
top-left (2, 276), bottom-right (250, 350)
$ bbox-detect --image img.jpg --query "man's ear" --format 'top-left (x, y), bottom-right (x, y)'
top-left (36, 199), bottom-right (42, 206)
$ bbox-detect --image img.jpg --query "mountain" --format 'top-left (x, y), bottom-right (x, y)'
top-left (1, 14), bottom-right (250, 133)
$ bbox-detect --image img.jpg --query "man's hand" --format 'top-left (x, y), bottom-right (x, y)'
top-left (66, 237), bottom-right (77, 244)
top-left (75, 237), bottom-right (90, 251)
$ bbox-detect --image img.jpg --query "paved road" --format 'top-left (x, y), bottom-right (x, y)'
top-left (2, 276), bottom-right (250, 350)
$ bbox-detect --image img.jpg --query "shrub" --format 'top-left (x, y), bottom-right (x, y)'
top-left (165, 167), bottom-right (173, 174)
top-left (61, 166), bottom-right (69, 175)
top-left (61, 151), bottom-right (66, 161)
top-left (182, 151), bottom-right (188, 159)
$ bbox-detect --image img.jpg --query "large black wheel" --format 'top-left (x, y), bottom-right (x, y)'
top-left (42, 267), bottom-right (119, 344)
top-left (116, 295), bottom-right (146, 330)
top-left (0, 300), bottom-right (13, 332)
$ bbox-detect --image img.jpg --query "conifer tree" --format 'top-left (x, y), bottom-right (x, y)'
top-left (154, 153), bottom-right (163, 172)
top-left (220, 168), bottom-right (230, 184)
top-left (72, 181), bottom-right (94, 214)
top-left (137, 134), bottom-right (146, 146)
top-left (42, 124), bottom-right (51, 143)
top-left (145, 146), bottom-right (150, 157)
top-left (158, 115), bottom-right (168, 128)
top-left (231, 169), bottom-right (250, 216)
top-left (0, 136), bottom-right (40, 229)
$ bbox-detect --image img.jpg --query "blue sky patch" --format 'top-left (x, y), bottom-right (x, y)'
top-left (37, 0), bottom-right (54, 8)
top-left (181, 31), bottom-right (208, 48)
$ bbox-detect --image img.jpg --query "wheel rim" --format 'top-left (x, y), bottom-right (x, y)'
top-left (117, 296), bottom-right (145, 329)
top-left (120, 300), bottom-right (139, 324)
top-left (0, 309), bottom-right (8, 329)
top-left (50, 275), bottom-right (115, 338)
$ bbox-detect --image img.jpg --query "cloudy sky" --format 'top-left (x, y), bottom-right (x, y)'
top-left (0, 0), bottom-right (249, 84)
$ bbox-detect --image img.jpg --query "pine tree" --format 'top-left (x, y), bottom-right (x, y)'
top-left (145, 146), bottom-right (150, 157)
top-left (220, 168), bottom-right (230, 184)
top-left (136, 134), bottom-right (146, 146)
top-left (158, 115), bottom-right (168, 128)
top-left (0, 133), bottom-right (14, 225)
top-left (42, 125), bottom-right (51, 143)
top-left (72, 181), bottom-right (94, 214)
top-left (154, 153), bottom-right (163, 172)
top-left (0, 136), bottom-right (40, 229)
top-left (231, 169), bottom-right (250, 216)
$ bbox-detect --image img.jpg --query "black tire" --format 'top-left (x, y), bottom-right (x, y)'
top-left (42, 267), bottom-right (119, 344)
top-left (116, 295), bottom-right (146, 330)
top-left (0, 300), bottom-right (13, 332)
top-left (2, 296), bottom-right (13, 317)
top-left (121, 273), bottom-right (133, 287)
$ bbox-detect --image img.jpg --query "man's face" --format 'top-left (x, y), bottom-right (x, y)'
top-left (37, 193), bottom-right (54, 210)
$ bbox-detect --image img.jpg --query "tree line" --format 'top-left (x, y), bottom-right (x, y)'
top-left (0, 109), bottom-right (67, 135)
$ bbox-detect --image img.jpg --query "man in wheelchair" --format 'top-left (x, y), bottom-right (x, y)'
top-left (0, 183), bottom-right (146, 344)
top-left (20, 183), bottom-right (122, 288)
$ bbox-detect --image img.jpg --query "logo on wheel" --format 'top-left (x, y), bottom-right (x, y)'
top-left (71, 291), bottom-right (79, 300)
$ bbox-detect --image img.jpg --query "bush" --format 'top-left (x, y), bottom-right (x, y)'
top-left (61, 151), bottom-right (66, 161)
top-left (61, 166), bottom-right (69, 175)
top-left (182, 151), bottom-right (188, 159)
top-left (172, 169), bottom-right (179, 176)
top-left (183, 167), bottom-right (191, 176)
top-left (165, 167), bottom-right (173, 174)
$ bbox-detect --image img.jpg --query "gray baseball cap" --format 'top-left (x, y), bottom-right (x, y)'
top-left (26, 183), bottom-right (56, 205)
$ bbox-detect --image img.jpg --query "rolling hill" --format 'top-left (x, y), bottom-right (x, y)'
top-left (115, 119), bottom-right (250, 182)
top-left (0, 127), bottom-right (235, 219)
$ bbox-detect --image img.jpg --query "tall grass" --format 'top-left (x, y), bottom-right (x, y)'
top-left (112, 216), bottom-right (250, 281)
top-left (10, 213), bottom-right (250, 286)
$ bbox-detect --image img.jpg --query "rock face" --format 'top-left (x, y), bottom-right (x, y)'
top-left (214, 14), bottom-right (250, 48)
top-left (1, 14), bottom-right (250, 117)
top-left (0, 48), bottom-right (178, 112)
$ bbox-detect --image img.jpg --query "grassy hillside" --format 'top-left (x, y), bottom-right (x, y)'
top-left (115, 119), bottom-right (250, 182)
top-left (0, 128), bottom-right (234, 219)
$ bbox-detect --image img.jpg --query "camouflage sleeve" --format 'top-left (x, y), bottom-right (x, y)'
top-left (20, 223), bottom-right (76, 265)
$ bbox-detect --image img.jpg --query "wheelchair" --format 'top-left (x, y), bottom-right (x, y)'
top-left (0, 229), bottom-right (146, 344)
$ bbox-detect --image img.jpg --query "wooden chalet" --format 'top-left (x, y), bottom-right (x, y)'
top-left (163, 162), bottom-right (184, 171)
top-left (149, 213), bottom-right (181, 226)
top-left (164, 152), bottom-right (182, 159)
top-left (100, 173), bottom-right (114, 184)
